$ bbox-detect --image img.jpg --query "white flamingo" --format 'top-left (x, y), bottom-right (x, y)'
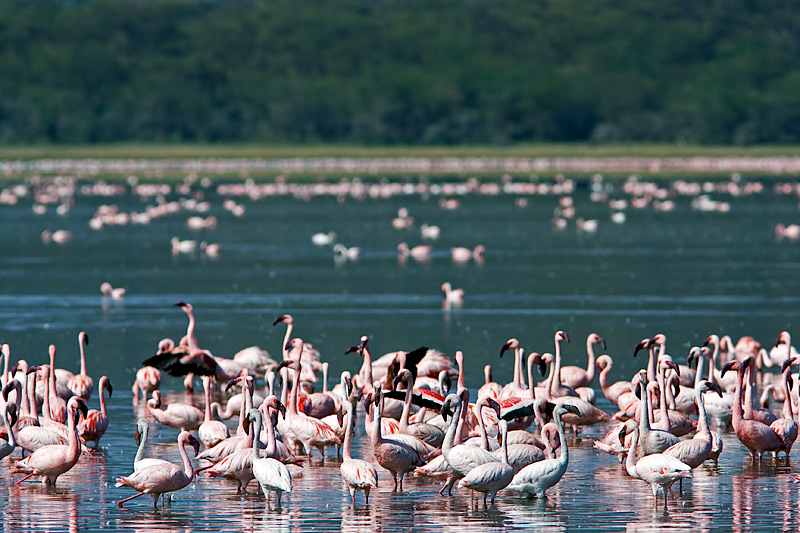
top-left (339, 398), bottom-right (378, 505)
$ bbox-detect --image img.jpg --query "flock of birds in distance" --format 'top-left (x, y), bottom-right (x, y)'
top-left (2, 171), bottom-right (800, 513)
top-left (1, 301), bottom-right (799, 513)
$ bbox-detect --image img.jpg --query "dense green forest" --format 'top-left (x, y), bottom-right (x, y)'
top-left (1, 0), bottom-right (799, 146)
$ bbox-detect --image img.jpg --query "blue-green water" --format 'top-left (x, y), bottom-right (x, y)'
top-left (1, 171), bottom-right (799, 531)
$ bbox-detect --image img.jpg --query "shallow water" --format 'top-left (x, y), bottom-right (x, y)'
top-left (1, 172), bottom-right (800, 531)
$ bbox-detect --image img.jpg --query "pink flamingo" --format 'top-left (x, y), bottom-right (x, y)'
top-left (743, 356), bottom-right (777, 425)
top-left (116, 430), bottom-right (201, 509)
top-left (596, 354), bottom-right (633, 406)
top-left (367, 386), bottom-right (427, 491)
top-left (147, 390), bottom-right (203, 431)
top-left (132, 365), bottom-right (161, 404)
top-left (46, 346), bottom-right (68, 424)
top-left (543, 331), bottom-right (580, 399)
top-left (78, 375), bottom-right (112, 448)
top-left (619, 425), bottom-right (692, 513)
top-left (499, 338), bottom-right (528, 399)
top-left (768, 358), bottom-right (798, 457)
top-left (198, 375), bottom-right (229, 449)
top-left (251, 407), bottom-right (292, 509)
top-left (67, 331), bottom-right (93, 400)
top-left (506, 402), bottom-right (581, 498)
top-left (339, 397), bottom-right (378, 505)
top-left (277, 349), bottom-right (340, 460)
top-left (16, 368), bottom-right (71, 454)
top-left (15, 396), bottom-right (87, 486)
top-left (721, 359), bottom-right (784, 461)
top-left (559, 332), bottom-right (605, 389)
top-left (458, 418), bottom-right (514, 505)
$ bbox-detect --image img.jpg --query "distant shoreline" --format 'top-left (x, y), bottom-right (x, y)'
top-left (2, 155), bottom-right (800, 179)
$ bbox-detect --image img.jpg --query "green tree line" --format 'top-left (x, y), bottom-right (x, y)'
top-left (1, 0), bottom-right (799, 145)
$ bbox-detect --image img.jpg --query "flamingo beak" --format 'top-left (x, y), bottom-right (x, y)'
top-left (189, 435), bottom-right (201, 457)
top-left (666, 361), bottom-right (680, 377)
top-left (275, 359), bottom-right (292, 372)
top-left (174, 301), bottom-right (187, 308)
top-left (499, 341), bottom-right (512, 358)
top-left (106, 380), bottom-right (114, 397)
top-left (633, 339), bottom-right (650, 356)
top-left (344, 376), bottom-right (353, 397)
top-left (134, 429), bottom-right (142, 446)
top-left (272, 314), bottom-right (288, 326)
top-left (720, 361), bottom-right (736, 378)
top-left (225, 378), bottom-right (240, 392)
top-left (782, 357), bottom-right (796, 373)
top-left (336, 407), bottom-right (344, 427)
top-left (618, 425), bottom-right (628, 445)
top-left (1, 381), bottom-right (14, 401)
top-left (563, 404), bottom-right (580, 416)
top-left (26, 365), bottom-right (41, 374)
top-left (598, 336), bottom-right (606, 350)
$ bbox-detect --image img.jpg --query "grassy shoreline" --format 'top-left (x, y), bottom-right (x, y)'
top-left (2, 143), bottom-right (800, 180)
top-left (2, 143), bottom-right (800, 160)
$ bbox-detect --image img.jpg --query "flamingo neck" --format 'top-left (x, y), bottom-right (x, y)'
top-left (554, 411), bottom-right (569, 466)
top-left (707, 340), bottom-right (719, 383)
top-left (399, 377), bottom-right (413, 432)
top-left (694, 353), bottom-right (706, 389)
top-left (134, 424), bottom-right (148, 466)
top-left (322, 364), bottom-right (329, 394)
top-left (695, 388), bottom-right (710, 437)
top-left (474, 401), bottom-right (490, 451)
top-left (178, 434), bottom-right (195, 480)
top-left (553, 338), bottom-right (563, 388)
top-left (79, 337), bottom-right (88, 376)
top-left (361, 348), bottom-right (373, 389)
top-left (640, 382), bottom-right (654, 433)
top-left (499, 422), bottom-right (509, 464)
top-left (512, 348), bottom-right (521, 389)
top-left (782, 371), bottom-right (794, 419)
top-left (625, 427), bottom-right (640, 478)
top-left (731, 366), bottom-right (744, 429)
top-left (743, 364), bottom-right (756, 419)
top-left (656, 366), bottom-right (669, 420)
top-left (265, 411), bottom-right (278, 457)
top-left (203, 378), bottom-right (213, 423)
top-left (41, 369), bottom-right (52, 422)
top-left (342, 404), bottom-right (355, 461)
top-left (3, 406), bottom-right (16, 448)
top-left (281, 323), bottom-right (293, 362)
top-left (251, 416), bottom-right (263, 463)
top-left (526, 357), bottom-right (536, 400)
top-left (441, 398), bottom-right (463, 459)
top-left (99, 380), bottom-right (108, 415)
top-left (647, 345), bottom-right (658, 383)
top-left (67, 407), bottom-right (80, 461)
top-left (185, 309), bottom-right (199, 352)
top-left (27, 374), bottom-right (38, 419)
top-left (585, 338), bottom-right (597, 382)
top-left (597, 356), bottom-right (612, 391)
top-left (289, 368), bottom-right (301, 416)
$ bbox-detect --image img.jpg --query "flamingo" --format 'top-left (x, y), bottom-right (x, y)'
top-left (743, 356), bottom-right (777, 425)
top-left (116, 430), bottom-right (201, 509)
top-left (397, 242), bottom-right (432, 263)
top-left (277, 351), bottom-right (340, 460)
top-left (594, 419), bottom-right (637, 463)
top-left (339, 398), bottom-right (378, 505)
top-left (132, 365), bottom-right (161, 404)
top-left (543, 331), bottom-right (580, 399)
top-left (441, 282), bottom-right (464, 307)
top-left (198, 375), bottom-right (230, 449)
top-left (78, 375), bottom-right (112, 448)
top-left (662, 379), bottom-right (724, 478)
top-left (16, 368), bottom-right (71, 454)
top-left (100, 281), bottom-right (126, 300)
top-left (67, 331), bottom-right (94, 400)
top-left (450, 245), bottom-right (485, 264)
top-left (505, 402), bottom-right (581, 498)
top-left (0, 391), bottom-right (18, 460)
top-left (393, 368), bottom-right (445, 448)
top-left (147, 390), bottom-right (204, 431)
top-left (620, 425), bottom-right (692, 513)
top-left (721, 359), bottom-right (785, 460)
top-left (367, 386), bottom-right (427, 491)
top-left (132, 419), bottom-right (172, 472)
top-left (458, 418), bottom-right (514, 504)
top-left (15, 397), bottom-right (87, 486)
top-left (768, 358), bottom-right (798, 457)
top-left (202, 410), bottom-right (258, 493)
top-left (45, 346), bottom-right (68, 423)
top-left (250, 407), bottom-right (292, 509)
top-left (596, 354), bottom-right (633, 405)
top-left (499, 338), bottom-right (528, 399)
top-left (559, 332), bottom-right (605, 389)
top-left (478, 365), bottom-right (502, 400)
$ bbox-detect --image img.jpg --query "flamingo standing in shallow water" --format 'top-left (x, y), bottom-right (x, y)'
top-left (78, 375), bottom-right (112, 449)
top-left (67, 331), bottom-right (94, 400)
top-left (621, 424), bottom-right (692, 513)
top-left (339, 396), bottom-right (378, 505)
top-left (250, 407), bottom-right (292, 509)
top-left (15, 397), bottom-right (87, 486)
top-left (116, 430), bottom-right (201, 509)
top-left (147, 390), bottom-right (204, 431)
top-left (198, 375), bottom-right (230, 449)
top-left (506, 402), bottom-right (580, 498)
top-left (458, 418), bottom-right (514, 504)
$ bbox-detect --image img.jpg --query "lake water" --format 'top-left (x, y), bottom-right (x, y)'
top-left (1, 170), bottom-right (800, 531)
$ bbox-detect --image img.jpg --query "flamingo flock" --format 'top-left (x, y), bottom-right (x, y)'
top-left (3, 308), bottom-right (800, 516)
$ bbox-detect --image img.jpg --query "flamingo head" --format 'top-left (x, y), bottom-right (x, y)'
top-left (284, 338), bottom-right (303, 355)
top-left (441, 393), bottom-right (460, 421)
top-left (776, 331), bottom-right (791, 347)
top-left (701, 380), bottom-right (724, 398)
top-left (500, 338), bottom-right (519, 358)
top-left (590, 333), bottom-right (606, 350)
top-left (68, 397), bottom-right (89, 419)
top-left (174, 301), bottom-right (192, 311)
top-left (272, 314), bottom-right (293, 326)
top-left (484, 397), bottom-right (502, 419)
top-left (687, 346), bottom-right (703, 367)
top-left (392, 369), bottom-right (412, 391)
top-left (134, 418), bottom-right (148, 445)
top-left (703, 334), bottom-right (720, 348)
top-left (345, 335), bottom-right (368, 356)
top-left (530, 353), bottom-right (547, 377)
top-left (336, 405), bottom-right (345, 427)
top-left (186, 434), bottom-right (201, 457)
top-left (633, 338), bottom-right (652, 357)
top-left (79, 331), bottom-right (89, 346)
top-left (6, 403), bottom-right (17, 427)
top-left (662, 359), bottom-right (681, 377)
top-left (555, 331), bottom-right (570, 343)
top-left (720, 360), bottom-right (741, 378)
top-left (554, 402), bottom-right (580, 418)
top-left (1, 381), bottom-right (15, 402)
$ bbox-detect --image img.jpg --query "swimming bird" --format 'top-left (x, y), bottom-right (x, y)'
top-left (100, 282), bottom-right (126, 300)
top-left (116, 431), bottom-right (201, 509)
top-left (147, 390), bottom-right (204, 431)
top-left (441, 282), bottom-right (464, 308)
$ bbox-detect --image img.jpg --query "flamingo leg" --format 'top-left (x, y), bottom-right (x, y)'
top-left (117, 491), bottom-right (147, 508)
top-left (364, 487), bottom-right (370, 505)
top-left (16, 473), bottom-right (36, 485)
